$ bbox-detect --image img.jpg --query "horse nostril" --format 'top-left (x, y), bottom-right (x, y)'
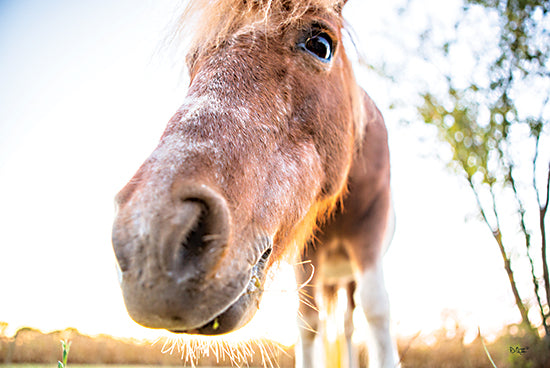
top-left (168, 185), bottom-right (231, 277)
top-left (180, 200), bottom-right (209, 252)
top-left (170, 200), bottom-right (213, 275)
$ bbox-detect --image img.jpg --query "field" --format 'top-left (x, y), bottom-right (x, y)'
top-left (2, 366), bottom-right (198, 368)
top-left (1, 324), bottom-right (549, 367)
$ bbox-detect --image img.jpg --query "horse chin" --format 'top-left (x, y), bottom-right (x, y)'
top-left (170, 249), bottom-right (271, 336)
top-left (176, 285), bottom-right (259, 335)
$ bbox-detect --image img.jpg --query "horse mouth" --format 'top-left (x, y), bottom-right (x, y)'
top-left (170, 247), bottom-right (272, 335)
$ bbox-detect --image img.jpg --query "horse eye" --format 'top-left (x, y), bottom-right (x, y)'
top-left (303, 33), bottom-right (333, 62)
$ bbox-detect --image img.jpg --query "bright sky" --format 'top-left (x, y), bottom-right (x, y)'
top-left (0, 0), bottom-right (532, 347)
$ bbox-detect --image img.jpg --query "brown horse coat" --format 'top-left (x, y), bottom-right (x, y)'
top-left (112, 1), bottom-right (399, 366)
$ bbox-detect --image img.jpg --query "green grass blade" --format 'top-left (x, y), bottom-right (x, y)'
top-left (478, 328), bottom-right (498, 368)
top-left (60, 340), bottom-right (71, 368)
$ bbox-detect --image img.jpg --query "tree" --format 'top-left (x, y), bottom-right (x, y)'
top-left (416, 0), bottom-right (550, 340)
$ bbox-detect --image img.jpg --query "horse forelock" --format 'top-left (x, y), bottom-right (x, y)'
top-left (175, 0), bottom-right (342, 55)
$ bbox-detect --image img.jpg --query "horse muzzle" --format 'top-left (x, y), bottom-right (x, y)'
top-left (112, 182), bottom-right (273, 335)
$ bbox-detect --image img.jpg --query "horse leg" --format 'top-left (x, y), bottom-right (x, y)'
top-left (357, 260), bottom-right (400, 368)
top-left (295, 256), bottom-right (320, 368)
top-left (345, 280), bottom-right (359, 368)
top-left (321, 284), bottom-right (340, 368)
top-left (296, 299), bottom-right (319, 368)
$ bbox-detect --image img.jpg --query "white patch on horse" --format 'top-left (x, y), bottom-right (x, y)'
top-left (357, 262), bottom-right (401, 368)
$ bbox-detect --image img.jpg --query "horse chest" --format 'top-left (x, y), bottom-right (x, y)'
top-left (318, 244), bottom-right (355, 285)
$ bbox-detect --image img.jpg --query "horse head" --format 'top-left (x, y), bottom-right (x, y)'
top-left (112, 0), bottom-right (362, 335)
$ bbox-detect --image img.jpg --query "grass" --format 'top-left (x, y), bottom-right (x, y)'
top-left (2, 366), bottom-right (226, 368)
top-left (478, 330), bottom-right (498, 368)
top-left (2, 324), bottom-right (549, 367)
top-left (57, 340), bottom-right (71, 368)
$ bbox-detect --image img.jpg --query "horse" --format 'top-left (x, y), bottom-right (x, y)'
top-left (111, 0), bottom-right (400, 367)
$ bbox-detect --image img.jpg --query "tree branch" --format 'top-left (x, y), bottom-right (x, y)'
top-left (510, 161), bottom-right (549, 335)
top-left (467, 176), bottom-right (533, 330)
top-left (540, 161), bottom-right (550, 322)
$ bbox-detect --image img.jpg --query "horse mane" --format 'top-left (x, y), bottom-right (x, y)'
top-left (174, 0), bottom-right (344, 56)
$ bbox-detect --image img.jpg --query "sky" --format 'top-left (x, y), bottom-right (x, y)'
top-left (0, 0), bottom-right (541, 347)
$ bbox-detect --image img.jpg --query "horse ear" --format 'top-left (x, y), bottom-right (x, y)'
top-left (334, 0), bottom-right (349, 13)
